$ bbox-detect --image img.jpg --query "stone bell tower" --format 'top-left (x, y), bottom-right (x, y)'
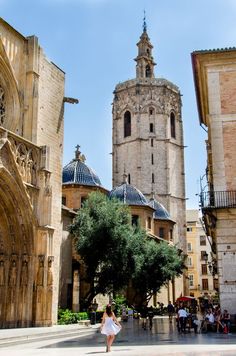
top-left (112, 18), bottom-right (186, 259)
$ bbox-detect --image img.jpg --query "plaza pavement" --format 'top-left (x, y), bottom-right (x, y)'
top-left (0, 317), bottom-right (236, 355)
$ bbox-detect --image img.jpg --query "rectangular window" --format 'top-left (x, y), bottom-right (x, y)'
top-left (151, 154), bottom-right (154, 165)
top-left (147, 217), bottom-right (151, 229)
top-left (159, 227), bottom-right (164, 239)
top-left (187, 257), bottom-right (192, 266)
top-left (200, 235), bottom-right (206, 246)
top-left (169, 229), bottom-right (173, 241)
top-left (152, 173), bottom-right (155, 183)
top-left (187, 227), bottom-right (192, 232)
top-left (150, 123), bottom-right (154, 133)
top-left (189, 275), bottom-right (194, 287)
top-left (201, 251), bottom-right (207, 260)
top-left (202, 279), bottom-right (209, 290)
top-left (62, 196), bottom-right (66, 206)
top-left (187, 243), bottom-right (192, 252)
top-left (151, 139), bottom-right (154, 147)
top-left (201, 264), bottom-right (208, 275)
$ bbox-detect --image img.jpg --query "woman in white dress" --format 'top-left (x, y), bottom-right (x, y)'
top-left (100, 304), bottom-right (122, 352)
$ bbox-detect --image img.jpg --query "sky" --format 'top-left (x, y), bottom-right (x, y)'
top-left (1, 0), bottom-right (236, 209)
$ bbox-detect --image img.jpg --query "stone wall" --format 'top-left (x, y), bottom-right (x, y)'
top-left (113, 78), bottom-right (186, 250)
top-left (0, 18), bottom-right (65, 326)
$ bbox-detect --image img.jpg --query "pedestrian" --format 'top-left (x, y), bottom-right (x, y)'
top-left (140, 305), bottom-right (148, 330)
top-left (177, 305), bottom-right (188, 333)
top-left (100, 304), bottom-right (122, 352)
top-left (148, 306), bottom-right (154, 329)
top-left (167, 301), bottom-right (175, 323)
top-left (215, 309), bottom-right (223, 333)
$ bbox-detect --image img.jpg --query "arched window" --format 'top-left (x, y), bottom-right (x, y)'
top-left (81, 196), bottom-right (87, 207)
top-left (124, 111), bottom-right (131, 137)
top-left (149, 108), bottom-right (153, 115)
top-left (0, 86), bottom-right (6, 125)
top-left (128, 174), bottom-right (131, 184)
top-left (132, 215), bottom-right (139, 226)
top-left (145, 65), bottom-right (151, 78)
top-left (170, 112), bottom-right (176, 138)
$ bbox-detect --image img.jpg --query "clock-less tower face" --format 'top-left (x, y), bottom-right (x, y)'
top-left (112, 25), bottom-right (186, 253)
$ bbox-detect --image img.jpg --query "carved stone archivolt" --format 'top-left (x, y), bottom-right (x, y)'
top-left (0, 86), bottom-right (5, 126)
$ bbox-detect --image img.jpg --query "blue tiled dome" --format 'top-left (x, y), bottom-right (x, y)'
top-left (109, 181), bottom-right (149, 206)
top-left (149, 198), bottom-right (173, 221)
top-left (63, 146), bottom-right (102, 187)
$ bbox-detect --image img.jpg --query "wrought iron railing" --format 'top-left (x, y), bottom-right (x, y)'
top-left (200, 190), bottom-right (236, 209)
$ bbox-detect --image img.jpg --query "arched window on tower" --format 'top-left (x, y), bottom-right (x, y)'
top-left (170, 112), bottom-right (176, 139)
top-left (145, 65), bottom-right (151, 78)
top-left (128, 174), bottom-right (131, 184)
top-left (124, 111), bottom-right (131, 137)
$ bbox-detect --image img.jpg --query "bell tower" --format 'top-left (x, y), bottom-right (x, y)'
top-left (112, 18), bottom-right (186, 267)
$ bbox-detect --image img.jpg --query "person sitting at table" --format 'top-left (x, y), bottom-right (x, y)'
top-left (201, 308), bottom-right (215, 332)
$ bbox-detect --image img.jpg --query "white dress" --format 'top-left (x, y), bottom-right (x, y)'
top-left (101, 316), bottom-right (121, 336)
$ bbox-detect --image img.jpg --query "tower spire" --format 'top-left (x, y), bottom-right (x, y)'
top-left (143, 10), bottom-right (147, 32)
top-left (135, 12), bottom-right (156, 79)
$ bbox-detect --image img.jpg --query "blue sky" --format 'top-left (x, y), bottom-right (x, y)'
top-left (1, 0), bottom-right (236, 208)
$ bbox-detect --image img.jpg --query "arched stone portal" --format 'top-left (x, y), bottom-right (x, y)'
top-left (0, 139), bottom-right (36, 328)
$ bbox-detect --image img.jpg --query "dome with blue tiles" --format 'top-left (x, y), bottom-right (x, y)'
top-left (109, 175), bottom-right (150, 206)
top-left (149, 198), bottom-right (174, 221)
top-left (63, 145), bottom-right (102, 187)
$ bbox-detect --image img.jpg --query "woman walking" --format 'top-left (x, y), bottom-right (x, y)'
top-left (101, 304), bottom-right (122, 352)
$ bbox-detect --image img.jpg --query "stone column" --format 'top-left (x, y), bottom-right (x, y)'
top-left (72, 270), bottom-right (80, 312)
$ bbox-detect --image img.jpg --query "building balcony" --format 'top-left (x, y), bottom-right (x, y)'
top-left (200, 190), bottom-right (236, 209)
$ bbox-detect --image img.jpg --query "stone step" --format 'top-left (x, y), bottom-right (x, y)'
top-left (0, 324), bottom-right (99, 347)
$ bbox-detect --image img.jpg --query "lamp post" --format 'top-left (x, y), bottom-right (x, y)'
top-left (203, 251), bottom-right (217, 277)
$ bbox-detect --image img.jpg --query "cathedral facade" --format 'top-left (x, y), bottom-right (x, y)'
top-left (0, 18), bottom-right (64, 327)
top-left (112, 24), bottom-right (187, 297)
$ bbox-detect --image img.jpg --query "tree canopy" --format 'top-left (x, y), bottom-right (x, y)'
top-left (69, 191), bottom-right (136, 307)
top-left (129, 228), bottom-right (185, 305)
top-left (69, 191), bottom-right (185, 308)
